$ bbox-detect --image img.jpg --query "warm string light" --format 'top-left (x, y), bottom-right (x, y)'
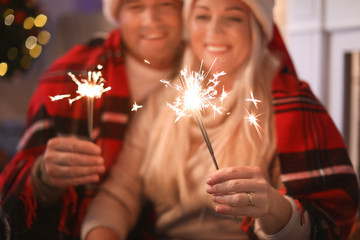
top-left (1, 4), bottom-right (50, 78)
top-left (49, 65), bottom-right (111, 139)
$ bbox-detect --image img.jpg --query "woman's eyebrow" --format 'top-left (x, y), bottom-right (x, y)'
top-left (194, 5), bottom-right (210, 11)
top-left (225, 6), bottom-right (246, 12)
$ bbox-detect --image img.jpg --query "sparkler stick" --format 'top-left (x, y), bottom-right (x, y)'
top-left (87, 97), bottom-right (94, 139)
top-left (193, 109), bottom-right (219, 169)
top-left (49, 65), bottom-right (111, 139)
top-left (164, 65), bottom-right (226, 170)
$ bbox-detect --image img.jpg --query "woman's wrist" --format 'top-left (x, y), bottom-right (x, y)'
top-left (254, 195), bottom-right (311, 239)
top-left (255, 188), bottom-right (292, 235)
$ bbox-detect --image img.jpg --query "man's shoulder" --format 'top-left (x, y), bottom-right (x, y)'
top-left (47, 30), bottom-right (121, 73)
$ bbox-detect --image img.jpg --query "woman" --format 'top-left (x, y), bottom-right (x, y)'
top-left (81, 0), bottom-right (358, 239)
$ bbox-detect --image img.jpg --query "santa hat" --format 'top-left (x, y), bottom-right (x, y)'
top-left (102, 0), bottom-right (122, 26)
top-left (183, 0), bottom-right (274, 42)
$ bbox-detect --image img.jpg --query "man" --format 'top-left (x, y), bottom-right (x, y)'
top-left (0, 0), bottom-right (183, 239)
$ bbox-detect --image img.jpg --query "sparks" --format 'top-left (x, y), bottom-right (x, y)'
top-left (164, 64), bottom-right (227, 170)
top-left (66, 71), bottom-right (111, 104)
top-left (144, 59), bottom-right (150, 64)
top-left (165, 66), bottom-right (226, 122)
top-left (244, 108), bottom-right (263, 138)
top-left (131, 101), bottom-right (143, 112)
top-left (49, 66), bottom-right (111, 139)
top-left (246, 91), bottom-right (261, 108)
top-left (49, 94), bottom-right (71, 101)
top-left (220, 86), bottom-right (230, 103)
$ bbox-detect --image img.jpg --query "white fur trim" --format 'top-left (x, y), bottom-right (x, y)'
top-left (102, 0), bottom-right (121, 26)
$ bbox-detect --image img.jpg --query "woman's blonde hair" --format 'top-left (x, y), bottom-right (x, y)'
top-left (140, 9), bottom-right (280, 208)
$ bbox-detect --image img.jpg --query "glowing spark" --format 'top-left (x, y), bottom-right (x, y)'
top-left (144, 59), bottom-right (150, 64)
top-left (246, 91), bottom-right (261, 108)
top-left (164, 64), bottom-right (227, 170)
top-left (49, 66), bottom-right (111, 139)
top-left (165, 67), bottom-right (226, 122)
top-left (220, 86), bottom-right (230, 103)
top-left (66, 71), bottom-right (111, 104)
top-left (131, 101), bottom-right (143, 112)
top-left (49, 94), bottom-right (71, 101)
top-left (244, 108), bottom-right (263, 138)
top-left (160, 79), bottom-right (172, 87)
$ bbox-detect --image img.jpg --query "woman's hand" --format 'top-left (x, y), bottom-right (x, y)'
top-left (206, 166), bottom-right (291, 234)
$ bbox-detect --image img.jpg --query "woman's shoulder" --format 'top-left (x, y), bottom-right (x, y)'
top-left (272, 66), bottom-right (317, 99)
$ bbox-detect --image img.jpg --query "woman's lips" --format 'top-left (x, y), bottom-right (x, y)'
top-left (205, 44), bottom-right (229, 53)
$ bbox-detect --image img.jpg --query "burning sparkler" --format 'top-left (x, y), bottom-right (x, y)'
top-left (163, 65), bottom-right (227, 170)
top-left (49, 65), bottom-right (111, 139)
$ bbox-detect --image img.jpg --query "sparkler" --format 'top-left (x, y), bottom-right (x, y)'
top-left (164, 65), bottom-right (226, 170)
top-left (49, 66), bottom-right (111, 139)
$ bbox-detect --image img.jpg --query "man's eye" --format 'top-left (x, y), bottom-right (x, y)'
top-left (126, 3), bottom-right (142, 10)
top-left (158, 0), bottom-right (176, 7)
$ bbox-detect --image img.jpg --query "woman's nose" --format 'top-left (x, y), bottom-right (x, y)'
top-left (207, 18), bottom-right (224, 36)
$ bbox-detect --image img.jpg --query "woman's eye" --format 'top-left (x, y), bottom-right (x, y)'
top-left (228, 17), bottom-right (242, 22)
top-left (195, 15), bottom-right (210, 21)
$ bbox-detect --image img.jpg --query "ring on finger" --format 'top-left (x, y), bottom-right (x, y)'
top-left (246, 192), bottom-right (254, 206)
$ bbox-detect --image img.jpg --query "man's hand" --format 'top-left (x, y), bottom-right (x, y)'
top-left (43, 137), bottom-right (105, 187)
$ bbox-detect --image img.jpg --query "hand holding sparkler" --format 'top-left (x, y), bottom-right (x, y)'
top-left (41, 137), bottom-right (105, 188)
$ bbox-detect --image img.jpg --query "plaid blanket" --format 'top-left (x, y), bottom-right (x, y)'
top-left (0, 29), bottom-right (132, 239)
top-left (0, 25), bottom-right (357, 240)
top-left (242, 26), bottom-right (359, 240)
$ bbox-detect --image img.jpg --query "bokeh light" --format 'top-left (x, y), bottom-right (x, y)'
top-left (34, 14), bottom-right (47, 27)
top-left (20, 55), bottom-right (32, 70)
top-left (38, 30), bottom-right (51, 45)
top-left (29, 44), bottom-right (42, 58)
top-left (7, 47), bottom-right (18, 61)
top-left (4, 14), bottom-right (14, 26)
top-left (23, 16), bottom-right (35, 29)
top-left (25, 36), bottom-right (37, 50)
top-left (0, 63), bottom-right (8, 77)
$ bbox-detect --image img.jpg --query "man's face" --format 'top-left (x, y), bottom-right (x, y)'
top-left (118, 0), bottom-right (182, 69)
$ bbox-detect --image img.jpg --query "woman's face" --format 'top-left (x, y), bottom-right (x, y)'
top-left (189, 0), bottom-right (252, 76)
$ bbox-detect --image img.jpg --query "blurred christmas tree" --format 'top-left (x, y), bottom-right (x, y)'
top-left (0, 0), bottom-right (51, 79)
